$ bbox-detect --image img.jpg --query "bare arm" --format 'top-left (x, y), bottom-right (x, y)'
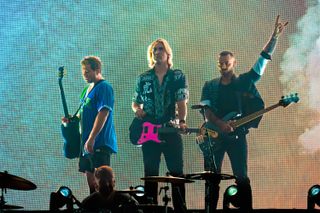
top-left (84, 108), bottom-right (109, 153)
top-left (176, 99), bottom-right (188, 130)
top-left (177, 100), bottom-right (187, 121)
top-left (263, 15), bottom-right (288, 55)
top-left (253, 15), bottom-right (288, 76)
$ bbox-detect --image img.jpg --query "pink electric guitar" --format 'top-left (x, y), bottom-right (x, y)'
top-left (136, 121), bottom-right (218, 145)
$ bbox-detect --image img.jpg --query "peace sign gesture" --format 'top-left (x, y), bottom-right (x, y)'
top-left (273, 15), bottom-right (289, 38)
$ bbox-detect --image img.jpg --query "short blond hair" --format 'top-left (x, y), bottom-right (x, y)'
top-left (147, 38), bottom-right (173, 68)
top-left (80, 56), bottom-right (102, 71)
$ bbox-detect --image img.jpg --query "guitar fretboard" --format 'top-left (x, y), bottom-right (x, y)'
top-left (234, 103), bottom-right (280, 128)
top-left (58, 79), bottom-right (70, 118)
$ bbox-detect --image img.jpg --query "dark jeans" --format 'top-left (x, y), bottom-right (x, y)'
top-left (203, 134), bottom-right (252, 211)
top-left (142, 133), bottom-right (186, 212)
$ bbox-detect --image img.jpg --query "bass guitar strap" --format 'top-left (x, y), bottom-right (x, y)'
top-left (236, 91), bottom-right (243, 117)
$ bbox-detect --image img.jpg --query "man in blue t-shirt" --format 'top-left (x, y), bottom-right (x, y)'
top-left (63, 56), bottom-right (117, 194)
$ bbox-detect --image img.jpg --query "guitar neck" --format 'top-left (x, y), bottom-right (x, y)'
top-left (58, 80), bottom-right (70, 118)
top-left (234, 103), bottom-right (281, 128)
top-left (188, 127), bottom-right (218, 138)
top-left (159, 127), bottom-right (199, 133)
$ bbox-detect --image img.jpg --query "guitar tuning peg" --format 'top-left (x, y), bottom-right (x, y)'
top-left (58, 66), bottom-right (64, 71)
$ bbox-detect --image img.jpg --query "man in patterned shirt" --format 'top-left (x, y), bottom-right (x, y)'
top-left (132, 38), bottom-right (189, 212)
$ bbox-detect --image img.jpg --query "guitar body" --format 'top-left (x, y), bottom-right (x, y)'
top-left (203, 111), bottom-right (241, 141)
top-left (61, 117), bottom-right (81, 159)
top-left (138, 121), bottom-right (162, 144)
top-left (129, 117), bottom-right (145, 146)
top-left (129, 117), bottom-right (164, 146)
top-left (198, 112), bottom-right (242, 153)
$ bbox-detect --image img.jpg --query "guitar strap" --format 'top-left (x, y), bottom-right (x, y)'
top-left (236, 91), bottom-right (243, 116)
top-left (74, 79), bottom-right (105, 118)
top-left (72, 104), bottom-right (82, 118)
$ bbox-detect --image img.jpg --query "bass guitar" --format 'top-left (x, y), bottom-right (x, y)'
top-left (58, 66), bottom-right (81, 159)
top-left (197, 93), bottom-right (299, 150)
top-left (129, 117), bottom-right (218, 146)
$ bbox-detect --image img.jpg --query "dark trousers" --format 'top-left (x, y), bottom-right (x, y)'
top-left (203, 134), bottom-right (252, 211)
top-left (142, 133), bottom-right (186, 212)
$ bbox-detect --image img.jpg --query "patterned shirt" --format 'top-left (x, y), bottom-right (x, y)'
top-left (133, 68), bottom-right (189, 123)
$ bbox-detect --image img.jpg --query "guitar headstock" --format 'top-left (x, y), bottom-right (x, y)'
top-left (279, 93), bottom-right (299, 107)
top-left (58, 66), bottom-right (66, 81)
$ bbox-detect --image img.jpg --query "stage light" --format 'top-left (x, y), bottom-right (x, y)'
top-left (131, 185), bottom-right (145, 204)
top-left (59, 186), bottom-right (72, 199)
top-left (134, 185), bottom-right (145, 197)
top-left (49, 186), bottom-right (81, 211)
top-left (308, 184), bottom-right (320, 210)
top-left (223, 184), bottom-right (241, 210)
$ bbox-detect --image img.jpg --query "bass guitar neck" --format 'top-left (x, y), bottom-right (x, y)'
top-left (58, 78), bottom-right (69, 118)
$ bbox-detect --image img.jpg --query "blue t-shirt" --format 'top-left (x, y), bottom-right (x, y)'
top-left (80, 80), bottom-right (117, 153)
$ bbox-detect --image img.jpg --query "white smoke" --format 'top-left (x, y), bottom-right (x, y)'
top-left (280, 0), bottom-right (320, 153)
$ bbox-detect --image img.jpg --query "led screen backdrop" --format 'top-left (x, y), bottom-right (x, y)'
top-left (1, 0), bottom-right (320, 210)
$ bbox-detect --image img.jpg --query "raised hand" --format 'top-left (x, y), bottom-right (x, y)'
top-left (273, 15), bottom-right (289, 38)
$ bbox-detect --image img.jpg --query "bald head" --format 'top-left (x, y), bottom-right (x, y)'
top-left (94, 166), bottom-right (115, 194)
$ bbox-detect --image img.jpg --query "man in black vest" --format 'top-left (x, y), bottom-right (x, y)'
top-left (198, 15), bottom-right (288, 211)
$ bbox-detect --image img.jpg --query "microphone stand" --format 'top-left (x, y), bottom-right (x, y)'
top-left (0, 188), bottom-right (6, 213)
top-left (199, 108), bottom-right (218, 173)
top-left (199, 108), bottom-right (219, 213)
top-left (159, 186), bottom-right (171, 213)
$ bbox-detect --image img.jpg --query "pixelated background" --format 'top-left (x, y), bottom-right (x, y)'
top-left (1, 0), bottom-right (320, 210)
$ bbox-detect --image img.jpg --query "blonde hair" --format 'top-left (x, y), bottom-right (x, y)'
top-left (147, 38), bottom-right (173, 68)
